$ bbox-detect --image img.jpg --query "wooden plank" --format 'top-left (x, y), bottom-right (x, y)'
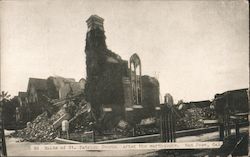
top-left (203, 120), bottom-right (219, 124)
top-left (234, 113), bottom-right (248, 116)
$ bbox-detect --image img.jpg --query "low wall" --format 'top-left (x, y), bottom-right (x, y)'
top-left (96, 126), bottom-right (219, 144)
top-left (55, 122), bottom-right (249, 144)
top-left (54, 127), bottom-right (219, 144)
top-left (54, 137), bottom-right (82, 144)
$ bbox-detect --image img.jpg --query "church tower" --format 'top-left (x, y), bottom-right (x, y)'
top-left (84, 15), bottom-right (126, 123)
top-left (84, 15), bottom-right (107, 118)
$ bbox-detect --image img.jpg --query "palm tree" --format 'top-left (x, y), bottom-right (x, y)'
top-left (0, 91), bottom-right (11, 102)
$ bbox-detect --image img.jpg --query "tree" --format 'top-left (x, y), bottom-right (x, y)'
top-left (0, 91), bottom-right (11, 102)
top-left (0, 91), bottom-right (17, 127)
top-left (0, 91), bottom-right (11, 120)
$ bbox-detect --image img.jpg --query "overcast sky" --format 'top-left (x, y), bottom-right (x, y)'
top-left (1, 0), bottom-right (249, 103)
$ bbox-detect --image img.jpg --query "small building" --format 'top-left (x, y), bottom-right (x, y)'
top-left (27, 78), bottom-right (48, 104)
top-left (25, 76), bottom-right (85, 120)
top-left (17, 91), bottom-right (28, 107)
top-left (27, 76), bottom-right (85, 103)
top-left (182, 100), bottom-right (211, 110)
top-left (213, 88), bottom-right (248, 115)
top-left (47, 76), bottom-right (85, 99)
top-left (26, 78), bottom-right (48, 119)
top-left (212, 88), bottom-right (248, 140)
top-left (17, 91), bottom-right (30, 123)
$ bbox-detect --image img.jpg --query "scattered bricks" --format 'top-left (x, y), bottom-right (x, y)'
top-left (11, 112), bottom-right (58, 142)
top-left (11, 94), bottom-right (91, 142)
top-left (176, 106), bottom-right (216, 130)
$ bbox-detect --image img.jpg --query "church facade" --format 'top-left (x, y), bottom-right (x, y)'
top-left (84, 15), bottom-right (160, 128)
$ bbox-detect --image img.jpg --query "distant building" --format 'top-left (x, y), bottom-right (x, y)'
top-left (26, 78), bottom-right (48, 118)
top-left (17, 91), bottom-right (29, 122)
top-left (180, 100), bottom-right (211, 110)
top-left (19, 76), bottom-right (85, 121)
top-left (27, 78), bottom-right (48, 104)
top-left (212, 88), bottom-right (249, 140)
top-left (17, 91), bottom-right (28, 107)
top-left (26, 77), bottom-right (85, 102)
top-left (47, 76), bottom-right (85, 99)
top-left (213, 88), bottom-right (248, 115)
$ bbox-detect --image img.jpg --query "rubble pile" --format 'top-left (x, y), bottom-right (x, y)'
top-left (176, 106), bottom-right (216, 130)
top-left (11, 101), bottom-right (73, 142)
top-left (50, 107), bottom-right (67, 122)
top-left (180, 108), bottom-right (204, 129)
top-left (11, 90), bottom-right (217, 142)
top-left (12, 112), bottom-right (57, 142)
top-left (69, 102), bottom-right (93, 133)
top-left (11, 93), bottom-right (91, 142)
top-left (70, 114), bottom-right (92, 133)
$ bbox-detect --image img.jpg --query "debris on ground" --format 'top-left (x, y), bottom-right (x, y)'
top-left (11, 112), bottom-right (57, 142)
top-left (11, 94), bottom-right (92, 142)
top-left (10, 92), bottom-right (217, 142)
top-left (176, 106), bottom-right (216, 130)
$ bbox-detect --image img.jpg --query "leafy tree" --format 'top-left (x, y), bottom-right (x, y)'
top-left (0, 91), bottom-right (17, 128)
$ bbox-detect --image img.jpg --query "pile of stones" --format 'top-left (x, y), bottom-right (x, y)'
top-left (176, 106), bottom-right (216, 130)
top-left (11, 112), bottom-right (57, 142)
top-left (11, 98), bottom-right (92, 142)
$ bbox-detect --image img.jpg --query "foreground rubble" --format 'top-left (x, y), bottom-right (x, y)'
top-left (11, 94), bottom-right (90, 142)
top-left (176, 106), bottom-right (216, 130)
top-left (10, 93), bottom-right (216, 142)
top-left (11, 112), bottom-right (57, 142)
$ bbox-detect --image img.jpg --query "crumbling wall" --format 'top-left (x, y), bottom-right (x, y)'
top-left (141, 75), bottom-right (160, 118)
top-left (84, 15), bottom-right (161, 130)
top-left (84, 26), bottom-right (127, 119)
top-left (47, 77), bottom-right (59, 99)
top-left (122, 77), bottom-right (133, 108)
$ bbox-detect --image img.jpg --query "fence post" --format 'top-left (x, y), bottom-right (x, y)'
top-left (160, 93), bottom-right (176, 143)
top-left (219, 122), bottom-right (224, 141)
top-left (235, 120), bottom-right (240, 139)
top-left (160, 105), bottom-right (166, 142)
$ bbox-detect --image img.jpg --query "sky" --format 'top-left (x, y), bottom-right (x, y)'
top-left (1, 0), bottom-right (249, 103)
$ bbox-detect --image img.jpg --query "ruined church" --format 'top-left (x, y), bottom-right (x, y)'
top-left (84, 15), bottom-right (160, 128)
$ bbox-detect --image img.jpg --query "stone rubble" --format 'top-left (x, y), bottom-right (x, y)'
top-left (11, 112), bottom-right (57, 142)
top-left (11, 94), bottom-right (90, 142)
top-left (176, 106), bottom-right (216, 130)
top-left (10, 94), bottom-right (216, 142)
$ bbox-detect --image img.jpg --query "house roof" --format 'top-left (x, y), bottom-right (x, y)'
top-left (189, 100), bottom-right (211, 104)
top-left (215, 88), bottom-right (248, 99)
top-left (50, 76), bottom-right (75, 83)
top-left (28, 78), bottom-right (47, 91)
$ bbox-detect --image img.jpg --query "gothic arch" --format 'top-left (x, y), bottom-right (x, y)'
top-left (130, 53), bottom-right (142, 105)
top-left (164, 93), bottom-right (174, 106)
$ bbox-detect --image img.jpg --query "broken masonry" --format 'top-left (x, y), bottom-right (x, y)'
top-left (84, 15), bottom-right (160, 129)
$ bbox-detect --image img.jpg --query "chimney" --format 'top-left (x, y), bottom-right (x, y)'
top-left (86, 15), bottom-right (104, 31)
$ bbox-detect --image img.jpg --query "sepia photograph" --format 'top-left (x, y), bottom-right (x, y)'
top-left (0, 0), bottom-right (249, 156)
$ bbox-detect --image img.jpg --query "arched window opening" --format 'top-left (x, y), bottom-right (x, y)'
top-left (130, 53), bottom-right (142, 105)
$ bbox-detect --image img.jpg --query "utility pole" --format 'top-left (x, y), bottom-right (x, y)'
top-left (1, 102), bottom-right (7, 157)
